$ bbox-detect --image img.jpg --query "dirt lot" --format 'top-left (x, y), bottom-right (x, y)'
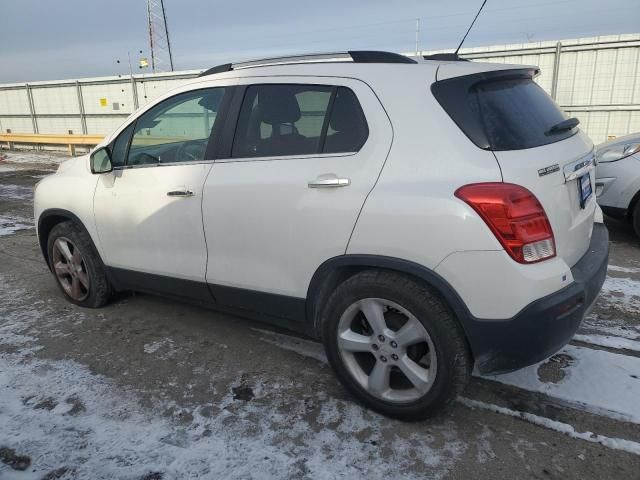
top-left (1, 151), bottom-right (640, 480)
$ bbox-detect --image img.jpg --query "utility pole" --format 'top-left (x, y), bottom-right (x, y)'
top-left (147, 0), bottom-right (174, 73)
top-left (415, 18), bottom-right (421, 57)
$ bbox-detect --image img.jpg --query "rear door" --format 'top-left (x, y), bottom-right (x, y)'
top-left (433, 67), bottom-right (595, 267)
top-left (202, 78), bottom-right (392, 310)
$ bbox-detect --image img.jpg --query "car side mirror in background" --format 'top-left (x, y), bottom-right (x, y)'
top-left (90, 147), bottom-right (113, 174)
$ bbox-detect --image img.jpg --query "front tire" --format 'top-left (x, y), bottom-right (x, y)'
top-left (47, 221), bottom-right (112, 308)
top-left (321, 270), bottom-right (471, 421)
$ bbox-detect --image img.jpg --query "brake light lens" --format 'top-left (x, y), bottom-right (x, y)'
top-left (455, 183), bottom-right (556, 264)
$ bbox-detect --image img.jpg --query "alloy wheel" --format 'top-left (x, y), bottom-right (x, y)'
top-left (337, 298), bottom-right (438, 403)
top-left (52, 237), bottom-right (90, 302)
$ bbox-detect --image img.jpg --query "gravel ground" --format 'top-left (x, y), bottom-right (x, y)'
top-left (1, 150), bottom-right (639, 480)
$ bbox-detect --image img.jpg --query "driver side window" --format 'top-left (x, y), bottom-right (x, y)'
top-left (127, 88), bottom-right (226, 166)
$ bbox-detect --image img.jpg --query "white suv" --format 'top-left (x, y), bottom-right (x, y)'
top-left (34, 51), bottom-right (609, 420)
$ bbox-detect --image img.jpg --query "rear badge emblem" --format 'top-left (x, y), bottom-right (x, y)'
top-left (538, 164), bottom-right (560, 177)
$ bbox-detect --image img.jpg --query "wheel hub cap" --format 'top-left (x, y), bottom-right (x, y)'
top-left (336, 298), bottom-right (438, 403)
top-left (52, 237), bottom-right (90, 302)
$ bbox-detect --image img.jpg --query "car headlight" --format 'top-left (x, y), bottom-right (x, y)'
top-left (596, 142), bottom-right (640, 163)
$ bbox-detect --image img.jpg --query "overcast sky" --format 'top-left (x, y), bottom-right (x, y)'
top-left (1, 0), bottom-right (638, 83)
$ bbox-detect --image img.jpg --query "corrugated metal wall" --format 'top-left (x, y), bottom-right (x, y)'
top-left (0, 71), bottom-right (201, 139)
top-left (1, 33), bottom-right (639, 145)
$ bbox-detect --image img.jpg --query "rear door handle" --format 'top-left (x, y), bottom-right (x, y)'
top-left (167, 188), bottom-right (195, 197)
top-left (308, 174), bottom-right (351, 188)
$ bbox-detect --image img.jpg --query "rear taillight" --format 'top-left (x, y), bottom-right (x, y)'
top-left (455, 183), bottom-right (556, 264)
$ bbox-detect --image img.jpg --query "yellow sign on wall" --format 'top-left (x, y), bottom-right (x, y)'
top-left (99, 98), bottom-right (108, 107)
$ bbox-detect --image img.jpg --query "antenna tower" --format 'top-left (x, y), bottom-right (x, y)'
top-left (147, 0), bottom-right (174, 73)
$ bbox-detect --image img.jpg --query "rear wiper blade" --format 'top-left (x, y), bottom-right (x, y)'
top-left (546, 117), bottom-right (580, 135)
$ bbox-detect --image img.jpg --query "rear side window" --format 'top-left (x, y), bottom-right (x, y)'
top-left (232, 84), bottom-right (368, 158)
top-left (432, 71), bottom-right (576, 151)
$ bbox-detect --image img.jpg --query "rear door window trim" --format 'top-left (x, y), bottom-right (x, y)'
top-left (226, 82), bottom-right (369, 161)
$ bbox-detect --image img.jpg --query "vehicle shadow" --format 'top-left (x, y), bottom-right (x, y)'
top-left (604, 215), bottom-right (639, 245)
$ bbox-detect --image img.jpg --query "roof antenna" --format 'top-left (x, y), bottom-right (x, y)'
top-left (454, 0), bottom-right (488, 57)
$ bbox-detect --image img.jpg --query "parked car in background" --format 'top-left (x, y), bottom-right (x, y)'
top-left (595, 132), bottom-right (640, 237)
top-left (34, 51), bottom-right (609, 420)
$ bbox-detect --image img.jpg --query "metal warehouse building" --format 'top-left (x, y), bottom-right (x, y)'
top-left (0, 33), bottom-right (639, 146)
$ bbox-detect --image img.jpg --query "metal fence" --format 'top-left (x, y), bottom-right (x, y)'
top-left (0, 70), bottom-right (202, 142)
top-left (1, 33), bottom-right (639, 147)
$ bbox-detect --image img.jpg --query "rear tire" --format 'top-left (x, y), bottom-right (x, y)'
top-left (321, 270), bottom-right (471, 421)
top-left (47, 221), bottom-right (112, 308)
top-left (633, 202), bottom-right (640, 239)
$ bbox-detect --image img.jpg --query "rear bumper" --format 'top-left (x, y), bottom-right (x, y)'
top-left (466, 223), bottom-right (609, 374)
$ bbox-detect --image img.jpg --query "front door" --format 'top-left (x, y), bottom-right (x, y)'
top-left (94, 86), bottom-right (229, 288)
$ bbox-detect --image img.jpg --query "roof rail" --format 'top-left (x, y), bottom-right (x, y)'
top-left (199, 63), bottom-right (233, 77)
top-left (349, 51), bottom-right (416, 64)
top-left (198, 50), bottom-right (416, 77)
top-left (423, 53), bottom-right (469, 62)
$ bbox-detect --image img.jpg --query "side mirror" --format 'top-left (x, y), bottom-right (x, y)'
top-left (90, 147), bottom-right (113, 174)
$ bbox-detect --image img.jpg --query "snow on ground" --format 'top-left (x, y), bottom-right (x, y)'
top-left (0, 151), bottom-right (67, 173)
top-left (0, 274), bottom-right (466, 479)
top-left (258, 327), bottom-right (640, 425)
top-left (573, 333), bottom-right (640, 352)
top-left (459, 398), bottom-right (640, 456)
top-left (486, 344), bottom-right (640, 424)
top-left (0, 151), bottom-right (70, 165)
top-left (0, 215), bottom-right (32, 236)
top-left (1, 353), bottom-right (465, 480)
top-left (598, 275), bottom-right (640, 314)
top-left (609, 265), bottom-right (640, 275)
top-left (0, 184), bottom-right (34, 201)
top-left (253, 325), bottom-right (640, 459)
top-left (581, 319), bottom-right (640, 340)
top-left (142, 338), bottom-right (178, 359)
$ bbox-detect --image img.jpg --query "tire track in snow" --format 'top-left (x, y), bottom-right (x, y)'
top-left (255, 327), bottom-right (640, 454)
top-left (459, 398), bottom-right (640, 456)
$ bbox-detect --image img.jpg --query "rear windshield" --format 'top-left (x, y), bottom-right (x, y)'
top-left (432, 71), bottom-right (577, 151)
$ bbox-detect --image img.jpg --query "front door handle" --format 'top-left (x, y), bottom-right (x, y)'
top-left (308, 174), bottom-right (351, 188)
top-left (167, 188), bottom-right (195, 197)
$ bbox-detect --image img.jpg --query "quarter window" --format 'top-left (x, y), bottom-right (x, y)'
top-left (231, 84), bottom-right (368, 158)
top-left (127, 88), bottom-right (226, 166)
top-left (109, 123), bottom-right (134, 167)
top-left (324, 87), bottom-right (369, 154)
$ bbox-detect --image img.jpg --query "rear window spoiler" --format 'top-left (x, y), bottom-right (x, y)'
top-left (431, 68), bottom-right (543, 150)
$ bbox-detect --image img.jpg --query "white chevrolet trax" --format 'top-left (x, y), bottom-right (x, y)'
top-left (34, 51), bottom-right (609, 420)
